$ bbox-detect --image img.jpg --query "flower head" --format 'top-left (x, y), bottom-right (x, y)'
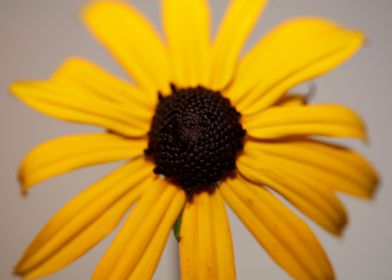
top-left (11, 0), bottom-right (378, 279)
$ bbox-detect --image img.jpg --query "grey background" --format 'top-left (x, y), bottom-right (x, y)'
top-left (1, 0), bottom-right (391, 279)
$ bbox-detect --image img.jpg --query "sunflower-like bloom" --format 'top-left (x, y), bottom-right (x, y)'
top-left (11, 0), bottom-right (378, 279)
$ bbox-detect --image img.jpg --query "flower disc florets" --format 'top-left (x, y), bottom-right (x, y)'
top-left (145, 85), bottom-right (246, 195)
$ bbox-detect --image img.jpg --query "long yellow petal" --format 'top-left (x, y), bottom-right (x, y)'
top-left (128, 188), bottom-right (186, 280)
top-left (52, 57), bottom-right (157, 110)
top-left (208, 0), bottom-right (267, 90)
top-left (180, 190), bottom-right (236, 280)
top-left (226, 18), bottom-right (364, 114)
top-left (11, 81), bottom-right (151, 137)
top-left (243, 104), bottom-right (366, 140)
top-left (83, 0), bottom-right (170, 93)
top-left (238, 153), bottom-right (348, 235)
top-left (93, 181), bottom-right (185, 280)
top-left (221, 177), bottom-right (334, 280)
top-left (210, 190), bottom-right (236, 280)
top-left (19, 133), bottom-right (146, 191)
top-left (247, 139), bottom-right (378, 198)
top-left (162, 0), bottom-right (211, 87)
top-left (15, 158), bottom-right (154, 279)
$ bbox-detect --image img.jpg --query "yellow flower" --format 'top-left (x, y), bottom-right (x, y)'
top-left (11, 0), bottom-right (378, 279)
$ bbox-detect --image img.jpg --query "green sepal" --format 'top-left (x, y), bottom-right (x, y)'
top-left (173, 210), bottom-right (183, 242)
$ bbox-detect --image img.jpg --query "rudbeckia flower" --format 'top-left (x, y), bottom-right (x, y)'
top-left (11, 0), bottom-right (378, 279)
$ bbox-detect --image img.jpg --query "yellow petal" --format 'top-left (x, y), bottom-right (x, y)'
top-left (221, 177), bottom-right (334, 280)
top-left (162, 0), bottom-right (211, 87)
top-left (19, 133), bottom-right (146, 191)
top-left (274, 94), bottom-right (308, 107)
top-left (93, 181), bottom-right (185, 280)
top-left (226, 18), bottom-right (364, 114)
top-left (180, 190), bottom-right (236, 280)
top-left (128, 188), bottom-right (186, 280)
top-left (247, 139), bottom-right (378, 198)
top-left (52, 57), bottom-right (157, 110)
top-left (243, 104), bottom-right (366, 140)
top-left (83, 0), bottom-right (170, 93)
top-left (238, 152), bottom-right (348, 235)
top-left (15, 158), bottom-right (154, 279)
top-left (208, 0), bottom-right (267, 90)
top-left (11, 81), bottom-right (151, 137)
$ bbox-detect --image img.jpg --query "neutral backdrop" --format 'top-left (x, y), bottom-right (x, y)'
top-left (1, 0), bottom-right (391, 279)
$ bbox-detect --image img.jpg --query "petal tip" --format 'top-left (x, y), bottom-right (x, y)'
top-left (13, 261), bottom-right (27, 279)
top-left (18, 168), bottom-right (31, 194)
top-left (333, 221), bottom-right (348, 237)
top-left (9, 81), bottom-right (26, 96)
top-left (13, 269), bottom-right (22, 279)
top-left (82, 0), bottom-right (125, 22)
top-left (20, 187), bottom-right (29, 198)
top-left (343, 28), bottom-right (367, 53)
top-left (367, 179), bottom-right (381, 200)
top-left (50, 56), bottom-right (84, 81)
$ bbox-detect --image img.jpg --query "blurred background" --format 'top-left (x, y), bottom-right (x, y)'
top-left (1, 0), bottom-right (391, 279)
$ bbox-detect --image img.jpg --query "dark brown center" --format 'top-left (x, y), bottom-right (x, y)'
top-left (145, 85), bottom-right (246, 195)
